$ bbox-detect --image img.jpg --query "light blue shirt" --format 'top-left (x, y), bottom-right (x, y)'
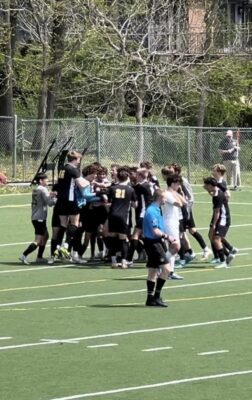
top-left (143, 203), bottom-right (165, 239)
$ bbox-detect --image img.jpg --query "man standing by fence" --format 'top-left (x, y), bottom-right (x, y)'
top-left (218, 130), bottom-right (241, 190)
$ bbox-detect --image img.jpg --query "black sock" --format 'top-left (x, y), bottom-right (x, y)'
top-left (191, 231), bottom-right (206, 249)
top-left (57, 226), bottom-right (66, 246)
top-left (37, 245), bottom-right (45, 258)
top-left (146, 280), bottom-right (155, 296)
top-left (211, 243), bottom-right (219, 258)
top-left (97, 237), bottom-right (104, 252)
top-left (23, 242), bottom-right (38, 257)
top-left (66, 224), bottom-right (78, 248)
top-left (51, 239), bottom-right (58, 256)
top-left (186, 248), bottom-right (193, 255)
top-left (218, 248), bottom-right (225, 262)
top-left (90, 233), bottom-right (96, 258)
top-left (154, 278), bottom-right (166, 299)
top-left (128, 239), bottom-right (138, 261)
top-left (120, 239), bottom-right (129, 260)
top-left (136, 240), bottom-right (144, 254)
top-left (223, 247), bottom-right (230, 257)
top-left (222, 238), bottom-right (233, 252)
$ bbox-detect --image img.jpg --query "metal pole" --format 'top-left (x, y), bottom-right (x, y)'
top-left (95, 117), bottom-right (101, 163)
top-left (12, 114), bottom-right (17, 178)
top-left (187, 127), bottom-right (191, 183)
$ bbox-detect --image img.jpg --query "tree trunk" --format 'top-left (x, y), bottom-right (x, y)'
top-left (135, 94), bottom-right (144, 163)
top-left (196, 87), bottom-right (207, 165)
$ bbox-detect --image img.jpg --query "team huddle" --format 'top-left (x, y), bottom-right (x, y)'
top-left (19, 152), bottom-right (237, 307)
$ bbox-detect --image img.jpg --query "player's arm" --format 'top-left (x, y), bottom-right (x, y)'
top-left (212, 207), bottom-right (220, 228)
top-left (75, 176), bottom-right (90, 189)
top-left (41, 188), bottom-right (56, 207)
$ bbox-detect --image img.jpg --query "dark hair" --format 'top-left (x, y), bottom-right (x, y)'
top-left (67, 151), bottom-right (81, 162)
top-left (203, 177), bottom-right (218, 186)
top-left (170, 163), bottom-right (182, 175)
top-left (166, 173), bottom-right (182, 187)
top-left (34, 173), bottom-right (48, 183)
top-left (117, 167), bottom-right (130, 182)
top-left (82, 164), bottom-right (99, 177)
top-left (140, 160), bottom-right (152, 169)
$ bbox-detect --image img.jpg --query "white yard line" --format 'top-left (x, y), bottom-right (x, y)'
top-left (142, 346), bottom-right (173, 352)
top-left (198, 350), bottom-right (229, 356)
top-left (0, 316), bottom-right (251, 352)
top-left (0, 276), bottom-right (252, 308)
top-left (48, 369), bottom-right (252, 399)
top-left (0, 204), bottom-right (30, 209)
top-left (0, 337), bottom-right (12, 340)
top-left (87, 344), bottom-right (118, 349)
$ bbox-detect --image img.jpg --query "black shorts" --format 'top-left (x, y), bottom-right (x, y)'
top-left (144, 238), bottom-right (168, 269)
top-left (57, 200), bottom-right (80, 216)
top-left (185, 210), bottom-right (196, 229)
top-left (214, 224), bottom-right (229, 238)
top-left (82, 205), bottom-right (108, 233)
top-left (32, 220), bottom-right (47, 236)
top-left (108, 215), bottom-right (129, 235)
top-left (135, 217), bottom-right (143, 230)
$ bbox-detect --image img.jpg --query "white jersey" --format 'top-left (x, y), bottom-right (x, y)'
top-left (162, 191), bottom-right (180, 240)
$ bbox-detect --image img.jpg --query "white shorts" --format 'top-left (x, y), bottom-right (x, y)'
top-left (164, 224), bottom-right (180, 242)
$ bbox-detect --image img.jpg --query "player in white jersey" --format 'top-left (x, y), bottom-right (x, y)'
top-left (162, 173), bottom-right (187, 280)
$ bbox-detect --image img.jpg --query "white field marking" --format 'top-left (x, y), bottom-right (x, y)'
top-left (198, 223), bottom-right (252, 231)
top-left (198, 350), bottom-right (229, 356)
top-left (1, 276), bottom-right (252, 309)
top-left (0, 290), bottom-right (251, 313)
top-left (0, 279), bottom-right (108, 293)
top-left (0, 264), bottom-right (75, 274)
top-left (0, 192), bottom-right (31, 197)
top-left (142, 346), bottom-right (173, 352)
top-left (41, 339), bottom-right (80, 344)
top-left (0, 315), bottom-right (251, 352)
top-left (49, 370), bottom-right (252, 400)
top-left (195, 201), bottom-right (252, 206)
top-left (0, 204), bottom-right (29, 209)
top-left (0, 337), bottom-right (12, 340)
top-left (0, 241), bottom-right (32, 247)
top-left (86, 343), bottom-right (118, 349)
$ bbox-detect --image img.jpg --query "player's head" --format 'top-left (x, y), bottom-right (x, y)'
top-left (161, 166), bottom-right (173, 181)
top-left (203, 176), bottom-right (218, 193)
top-left (136, 168), bottom-right (148, 182)
top-left (212, 164), bottom-right (226, 178)
top-left (153, 189), bottom-right (166, 205)
top-left (34, 173), bottom-right (48, 186)
top-left (166, 173), bottom-right (182, 189)
top-left (117, 167), bottom-right (130, 183)
top-left (67, 151), bottom-right (81, 164)
top-left (140, 160), bottom-right (153, 170)
top-left (97, 166), bottom-right (108, 181)
top-left (170, 163), bottom-right (182, 175)
top-left (110, 164), bottom-right (119, 180)
top-left (82, 164), bottom-right (98, 181)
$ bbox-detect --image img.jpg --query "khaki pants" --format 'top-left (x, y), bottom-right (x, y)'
top-left (223, 159), bottom-right (241, 187)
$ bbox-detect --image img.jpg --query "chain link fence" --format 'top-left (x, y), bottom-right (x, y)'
top-left (0, 117), bottom-right (252, 186)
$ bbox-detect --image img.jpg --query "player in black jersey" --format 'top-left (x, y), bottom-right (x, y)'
top-left (203, 177), bottom-right (231, 268)
top-left (107, 167), bottom-right (137, 269)
top-left (140, 161), bottom-right (160, 194)
top-left (127, 168), bottom-right (153, 265)
top-left (56, 151), bottom-right (90, 254)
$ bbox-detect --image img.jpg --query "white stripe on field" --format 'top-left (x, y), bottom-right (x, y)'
top-left (87, 344), bottom-right (118, 349)
top-left (0, 276), bottom-right (252, 308)
top-left (142, 346), bottom-right (173, 352)
top-left (198, 350), bottom-right (229, 356)
top-left (0, 316), bottom-right (251, 352)
top-left (0, 204), bottom-right (29, 209)
top-left (49, 370), bottom-right (252, 400)
top-left (0, 337), bottom-right (12, 340)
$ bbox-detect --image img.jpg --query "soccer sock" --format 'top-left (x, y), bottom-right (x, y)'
top-left (57, 226), bottom-right (66, 246)
top-left (136, 240), bottom-right (144, 254)
top-left (97, 236), bottom-right (104, 252)
top-left (66, 224), bottom-right (78, 249)
top-left (185, 248), bottom-right (193, 255)
top-left (146, 280), bottom-right (155, 296)
top-left (178, 245), bottom-right (185, 260)
top-left (128, 239), bottom-right (138, 261)
top-left (191, 231), bottom-right (206, 249)
top-left (120, 239), bottom-right (129, 260)
top-left (218, 248), bottom-right (225, 262)
top-left (211, 243), bottom-right (219, 258)
top-left (222, 238), bottom-right (233, 252)
top-left (166, 251), bottom-right (175, 272)
top-left (223, 247), bottom-right (230, 257)
top-left (154, 278), bottom-right (166, 299)
top-left (23, 242), bottom-right (38, 257)
top-left (90, 233), bottom-right (96, 258)
top-left (50, 239), bottom-right (58, 256)
top-left (37, 245), bottom-right (45, 258)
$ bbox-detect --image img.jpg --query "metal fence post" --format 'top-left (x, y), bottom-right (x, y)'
top-left (95, 117), bottom-right (101, 163)
top-left (12, 114), bottom-right (17, 178)
top-left (187, 126), bottom-right (191, 183)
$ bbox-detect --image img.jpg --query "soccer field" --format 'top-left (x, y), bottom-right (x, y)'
top-left (0, 187), bottom-right (252, 400)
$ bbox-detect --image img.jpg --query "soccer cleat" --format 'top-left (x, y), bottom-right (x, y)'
top-left (121, 261), bottom-right (128, 269)
top-left (214, 261), bottom-right (228, 269)
top-left (154, 297), bottom-right (168, 307)
top-left (19, 255), bottom-right (30, 265)
top-left (145, 295), bottom-right (157, 306)
top-left (170, 272), bottom-right (184, 280)
top-left (58, 245), bottom-right (71, 260)
top-left (47, 257), bottom-right (55, 265)
top-left (231, 247), bottom-right (238, 255)
top-left (184, 254), bottom-right (196, 264)
top-left (209, 258), bottom-right (220, 264)
top-left (226, 254), bottom-right (235, 265)
top-left (202, 248), bottom-right (212, 260)
top-left (36, 257), bottom-right (48, 264)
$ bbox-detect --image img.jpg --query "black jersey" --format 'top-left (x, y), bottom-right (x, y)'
top-left (108, 183), bottom-right (137, 222)
top-left (211, 188), bottom-right (231, 227)
top-left (134, 181), bottom-right (153, 220)
top-left (57, 163), bottom-right (80, 202)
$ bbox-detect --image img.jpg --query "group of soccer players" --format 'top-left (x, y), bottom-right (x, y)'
top-left (19, 151), bottom-right (237, 305)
